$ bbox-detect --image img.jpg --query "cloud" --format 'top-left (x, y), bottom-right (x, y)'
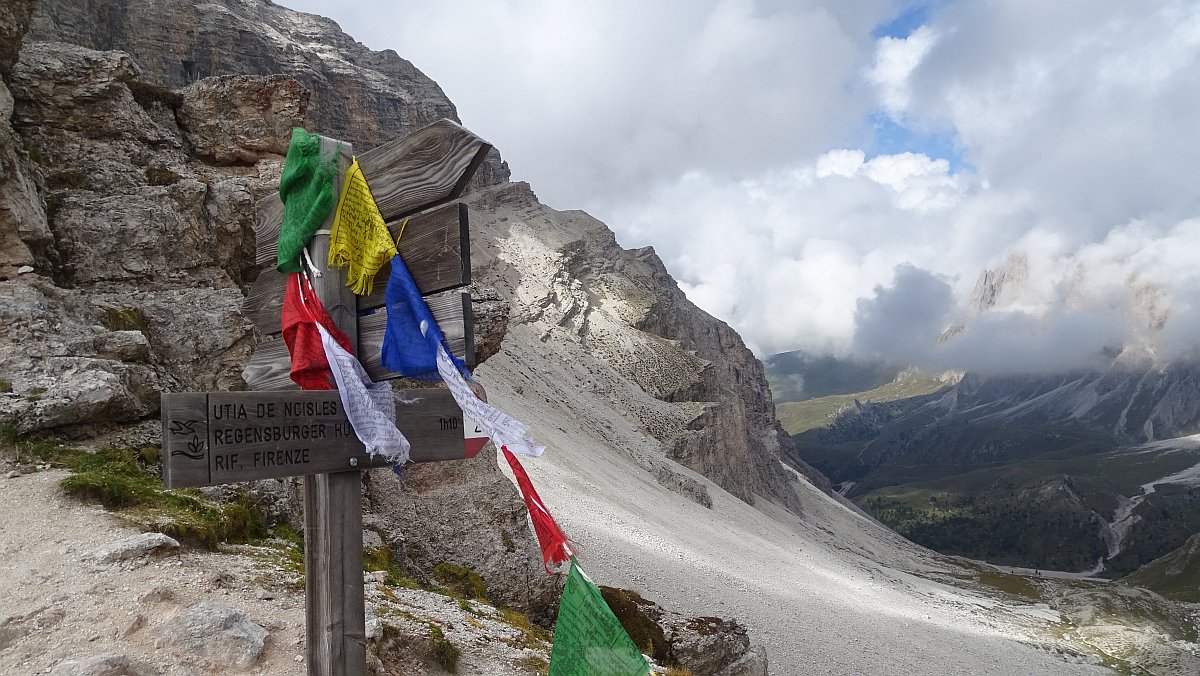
top-left (851, 264), bottom-right (954, 362)
top-left (286, 0), bottom-right (892, 212)
top-left (867, 25), bottom-right (937, 115)
top-left (287, 0), bottom-right (1200, 371)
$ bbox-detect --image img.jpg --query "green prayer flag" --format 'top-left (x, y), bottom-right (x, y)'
top-left (277, 128), bottom-right (337, 272)
top-left (549, 559), bottom-right (650, 676)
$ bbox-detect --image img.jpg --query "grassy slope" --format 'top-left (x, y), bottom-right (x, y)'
top-left (763, 351), bottom-right (898, 403)
top-left (1123, 532), bottom-right (1200, 603)
top-left (776, 371), bottom-right (947, 435)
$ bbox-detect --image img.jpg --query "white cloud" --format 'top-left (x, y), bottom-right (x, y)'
top-left (867, 25), bottom-right (937, 115)
top-left (285, 0), bottom-right (1200, 370)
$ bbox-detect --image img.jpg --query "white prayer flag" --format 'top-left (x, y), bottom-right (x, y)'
top-left (316, 323), bottom-right (412, 464)
top-left (435, 344), bottom-right (545, 457)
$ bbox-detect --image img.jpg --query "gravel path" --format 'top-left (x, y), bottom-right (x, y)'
top-left (0, 469), bottom-right (308, 675)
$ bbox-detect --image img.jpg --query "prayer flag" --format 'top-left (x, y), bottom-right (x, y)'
top-left (316, 323), bottom-right (411, 465)
top-left (281, 273), bottom-right (352, 390)
top-left (549, 558), bottom-right (650, 676)
top-left (277, 129), bottom-right (337, 273)
top-left (327, 157), bottom-right (397, 295)
top-left (436, 345), bottom-right (545, 457)
top-left (502, 447), bottom-right (572, 571)
top-left (380, 254), bottom-right (444, 380)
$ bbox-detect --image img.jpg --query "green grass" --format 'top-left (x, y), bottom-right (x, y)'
top-left (433, 562), bottom-right (488, 601)
top-left (498, 608), bottom-right (551, 647)
top-left (1, 426), bottom-right (270, 549)
top-left (976, 570), bottom-right (1043, 601)
top-left (1122, 533), bottom-right (1200, 602)
top-left (428, 625), bottom-right (459, 672)
top-left (777, 371), bottom-right (947, 435)
top-left (363, 545), bottom-right (422, 589)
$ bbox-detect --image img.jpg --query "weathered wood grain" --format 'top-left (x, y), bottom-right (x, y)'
top-left (301, 136), bottom-right (364, 676)
top-left (254, 194), bottom-right (284, 265)
top-left (357, 202), bottom-right (471, 311)
top-left (357, 119), bottom-right (491, 221)
top-left (244, 203), bottom-right (470, 333)
top-left (254, 119), bottom-right (488, 266)
top-left (240, 291), bottom-right (469, 391)
top-left (306, 470), bottom-right (364, 676)
top-left (161, 393), bottom-right (209, 489)
top-left (161, 390), bottom-right (466, 488)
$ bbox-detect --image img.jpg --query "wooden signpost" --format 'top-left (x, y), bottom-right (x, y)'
top-left (160, 119), bottom-right (492, 675)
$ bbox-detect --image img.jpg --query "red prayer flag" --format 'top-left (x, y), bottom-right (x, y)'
top-left (281, 272), bottom-right (353, 390)
top-left (502, 446), bottom-right (573, 572)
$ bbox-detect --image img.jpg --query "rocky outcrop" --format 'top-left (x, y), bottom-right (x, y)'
top-left (600, 585), bottom-right (768, 675)
top-left (0, 0), bottom-right (46, 275)
top-left (27, 0), bottom-right (460, 153)
top-left (363, 444), bottom-right (560, 621)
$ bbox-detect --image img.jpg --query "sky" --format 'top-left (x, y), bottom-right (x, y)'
top-left (287, 0), bottom-right (1200, 371)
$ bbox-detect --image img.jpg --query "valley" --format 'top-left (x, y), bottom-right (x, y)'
top-left (777, 357), bottom-right (1200, 589)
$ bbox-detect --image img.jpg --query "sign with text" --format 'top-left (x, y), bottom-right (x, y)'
top-left (161, 390), bottom-right (465, 488)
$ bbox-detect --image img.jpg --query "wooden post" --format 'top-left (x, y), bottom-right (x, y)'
top-left (303, 138), bottom-right (366, 676)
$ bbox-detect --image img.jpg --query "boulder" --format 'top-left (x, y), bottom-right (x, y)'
top-left (159, 602), bottom-right (267, 671)
top-left (599, 585), bottom-right (768, 676)
top-left (178, 74), bottom-right (307, 164)
top-left (86, 533), bottom-right (180, 563)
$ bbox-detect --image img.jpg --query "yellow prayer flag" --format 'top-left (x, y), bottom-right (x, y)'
top-left (327, 157), bottom-right (398, 295)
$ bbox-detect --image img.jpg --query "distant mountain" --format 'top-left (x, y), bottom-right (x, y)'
top-left (789, 362), bottom-right (1200, 576)
top-left (763, 350), bottom-right (900, 403)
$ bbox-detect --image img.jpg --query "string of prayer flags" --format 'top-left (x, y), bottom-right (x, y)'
top-left (316, 323), bottom-right (412, 465)
top-left (277, 129), bottom-right (337, 273)
top-left (502, 447), bottom-right (573, 571)
top-left (327, 157), bottom-right (397, 295)
top-left (548, 558), bottom-right (651, 676)
top-left (436, 344), bottom-right (545, 457)
top-left (281, 272), bottom-right (353, 390)
top-left (380, 254), bottom-right (443, 379)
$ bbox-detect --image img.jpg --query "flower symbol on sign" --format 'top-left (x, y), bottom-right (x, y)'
top-left (169, 419), bottom-right (206, 460)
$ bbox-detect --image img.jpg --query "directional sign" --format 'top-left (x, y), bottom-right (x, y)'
top-left (161, 389), bottom-right (465, 488)
top-left (160, 119), bottom-right (495, 676)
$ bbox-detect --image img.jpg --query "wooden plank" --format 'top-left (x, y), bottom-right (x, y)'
top-left (305, 471), bottom-right (363, 674)
top-left (241, 290), bottom-right (469, 391)
top-left (356, 119), bottom-right (491, 221)
top-left (254, 119), bottom-right (489, 266)
top-left (357, 292), bottom-right (472, 378)
top-left (254, 193), bottom-right (284, 266)
top-left (161, 390), bottom-right (466, 487)
top-left (244, 202), bottom-right (471, 333)
top-left (357, 202), bottom-right (472, 312)
top-left (162, 392), bottom-right (209, 489)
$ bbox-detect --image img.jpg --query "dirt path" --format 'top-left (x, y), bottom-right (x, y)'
top-left (0, 469), bottom-right (309, 675)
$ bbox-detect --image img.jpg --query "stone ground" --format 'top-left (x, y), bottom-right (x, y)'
top-left (0, 468), bottom-right (552, 675)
